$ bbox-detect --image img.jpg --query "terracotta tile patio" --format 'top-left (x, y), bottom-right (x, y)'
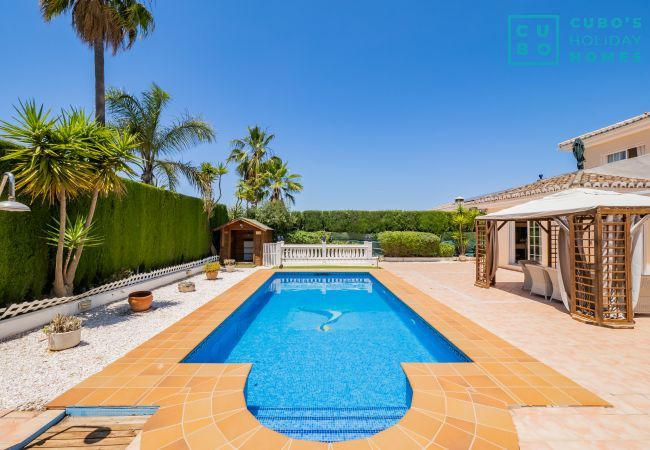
top-left (43, 268), bottom-right (614, 449)
top-left (383, 262), bottom-right (650, 449)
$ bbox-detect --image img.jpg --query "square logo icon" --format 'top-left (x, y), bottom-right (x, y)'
top-left (508, 15), bottom-right (559, 65)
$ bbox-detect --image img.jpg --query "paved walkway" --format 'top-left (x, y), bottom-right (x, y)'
top-left (382, 262), bottom-right (650, 450)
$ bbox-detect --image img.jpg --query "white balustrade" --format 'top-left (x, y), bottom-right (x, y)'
top-left (263, 241), bottom-right (377, 267)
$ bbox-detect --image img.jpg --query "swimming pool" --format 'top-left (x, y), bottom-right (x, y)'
top-left (183, 272), bottom-right (469, 442)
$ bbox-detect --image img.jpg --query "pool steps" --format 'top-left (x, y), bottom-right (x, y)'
top-left (250, 406), bottom-right (408, 442)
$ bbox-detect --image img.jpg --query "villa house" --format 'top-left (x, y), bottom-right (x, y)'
top-left (439, 113), bottom-right (650, 272)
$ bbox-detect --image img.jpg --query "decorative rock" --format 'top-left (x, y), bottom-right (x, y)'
top-left (178, 281), bottom-right (196, 292)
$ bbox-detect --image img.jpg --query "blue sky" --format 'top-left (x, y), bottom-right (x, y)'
top-left (2, 1), bottom-right (649, 210)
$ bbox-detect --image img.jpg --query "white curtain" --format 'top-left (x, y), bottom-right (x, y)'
top-left (553, 217), bottom-right (571, 311)
top-left (631, 215), bottom-right (649, 309)
top-left (489, 221), bottom-right (499, 284)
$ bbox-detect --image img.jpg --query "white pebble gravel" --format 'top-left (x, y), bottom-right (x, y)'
top-left (0, 268), bottom-right (259, 410)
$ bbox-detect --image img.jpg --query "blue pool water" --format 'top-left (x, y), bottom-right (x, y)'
top-left (183, 272), bottom-right (469, 441)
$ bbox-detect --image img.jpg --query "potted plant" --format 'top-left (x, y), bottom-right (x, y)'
top-left (128, 290), bottom-right (153, 312)
top-left (178, 280), bottom-right (195, 292)
top-left (224, 259), bottom-right (236, 273)
top-left (44, 314), bottom-right (82, 351)
top-left (204, 262), bottom-right (221, 280)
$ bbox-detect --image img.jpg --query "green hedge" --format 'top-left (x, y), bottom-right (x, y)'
top-left (296, 210), bottom-right (453, 234)
top-left (377, 231), bottom-right (441, 257)
top-left (210, 204), bottom-right (229, 229)
top-left (0, 180), bottom-right (212, 306)
top-left (285, 230), bottom-right (331, 244)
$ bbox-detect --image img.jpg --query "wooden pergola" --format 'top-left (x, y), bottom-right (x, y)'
top-left (474, 190), bottom-right (650, 329)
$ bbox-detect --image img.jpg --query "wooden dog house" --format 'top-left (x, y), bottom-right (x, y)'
top-left (215, 218), bottom-right (273, 266)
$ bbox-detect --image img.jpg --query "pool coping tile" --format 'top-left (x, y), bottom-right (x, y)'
top-left (46, 269), bottom-right (609, 449)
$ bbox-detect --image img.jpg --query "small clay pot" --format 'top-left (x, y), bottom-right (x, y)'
top-left (225, 265), bottom-right (234, 273)
top-left (205, 271), bottom-right (219, 280)
top-left (128, 290), bottom-right (153, 312)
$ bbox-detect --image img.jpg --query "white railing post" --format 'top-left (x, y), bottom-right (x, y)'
top-left (278, 241), bottom-right (284, 266)
top-left (322, 240), bottom-right (326, 258)
top-left (364, 241), bottom-right (373, 258)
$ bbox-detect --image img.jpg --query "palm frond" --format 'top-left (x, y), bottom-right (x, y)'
top-left (156, 115), bottom-right (215, 155)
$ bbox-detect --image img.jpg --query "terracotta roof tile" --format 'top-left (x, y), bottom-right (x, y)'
top-left (439, 171), bottom-right (650, 210)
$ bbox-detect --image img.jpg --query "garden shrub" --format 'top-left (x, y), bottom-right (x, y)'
top-left (377, 231), bottom-right (441, 257)
top-left (439, 242), bottom-right (455, 257)
top-left (285, 230), bottom-right (331, 244)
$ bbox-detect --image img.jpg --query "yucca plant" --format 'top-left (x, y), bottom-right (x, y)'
top-left (0, 101), bottom-right (139, 296)
top-left (45, 215), bottom-right (103, 282)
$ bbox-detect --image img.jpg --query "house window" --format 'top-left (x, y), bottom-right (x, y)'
top-left (528, 221), bottom-right (541, 262)
top-left (607, 147), bottom-right (640, 164)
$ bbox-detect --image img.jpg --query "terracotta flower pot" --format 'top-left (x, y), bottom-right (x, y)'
top-left (128, 291), bottom-right (153, 312)
top-left (47, 328), bottom-right (81, 351)
top-left (206, 271), bottom-right (219, 280)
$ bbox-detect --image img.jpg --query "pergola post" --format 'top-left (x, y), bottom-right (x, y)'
top-left (475, 219), bottom-right (490, 288)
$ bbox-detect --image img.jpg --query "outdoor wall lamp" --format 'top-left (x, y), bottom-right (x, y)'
top-left (0, 172), bottom-right (30, 212)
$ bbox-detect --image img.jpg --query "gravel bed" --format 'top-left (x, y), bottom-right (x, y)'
top-left (0, 268), bottom-right (259, 410)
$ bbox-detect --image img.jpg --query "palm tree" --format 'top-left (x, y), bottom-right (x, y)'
top-left (264, 157), bottom-right (303, 205)
top-left (107, 83), bottom-right (215, 189)
top-left (213, 162), bottom-right (228, 204)
top-left (40, 0), bottom-right (154, 124)
top-left (63, 130), bottom-right (138, 286)
top-left (0, 101), bottom-right (138, 296)
top-left (228, 126), bottom-right (274, 206)
top-left (197, 162), bottom-right (228, 254)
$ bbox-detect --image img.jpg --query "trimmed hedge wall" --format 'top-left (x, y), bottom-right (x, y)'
top-left (0, 180), bottom-right (212, 306)
top-left (285, 230), bottom-right (332, 244)
top-left (296, 210), bottom-right (452, 234)
top-left (377, 231), bottom-right (441, 257)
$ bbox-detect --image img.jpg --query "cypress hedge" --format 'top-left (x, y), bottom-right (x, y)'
top-left (296, 210), bottom-right (453, 234)
top-left (0, 180), bottom-right (212, 306)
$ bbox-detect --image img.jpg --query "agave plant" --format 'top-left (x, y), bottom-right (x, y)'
top-left (44, 314), bottom-right (82, 334)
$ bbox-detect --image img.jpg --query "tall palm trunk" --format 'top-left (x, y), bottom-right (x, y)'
top-left (63, 186), bottom-right (100, 290)
top-left (53, 190), bottom-right (69, 297)
top-left (94, 38), bottom-right (105, 125)
top-left (141, 159), bottom-right (154, 184)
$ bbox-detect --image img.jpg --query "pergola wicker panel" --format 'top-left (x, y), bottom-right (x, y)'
top-left (569, 215), bottom-right (598, 322)
top-left (568, 210), bottom-right (634, 327)
top-left (475, 219), bottom-right (490, 288)
top-left (549, 221), bottom-right (559, 268)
